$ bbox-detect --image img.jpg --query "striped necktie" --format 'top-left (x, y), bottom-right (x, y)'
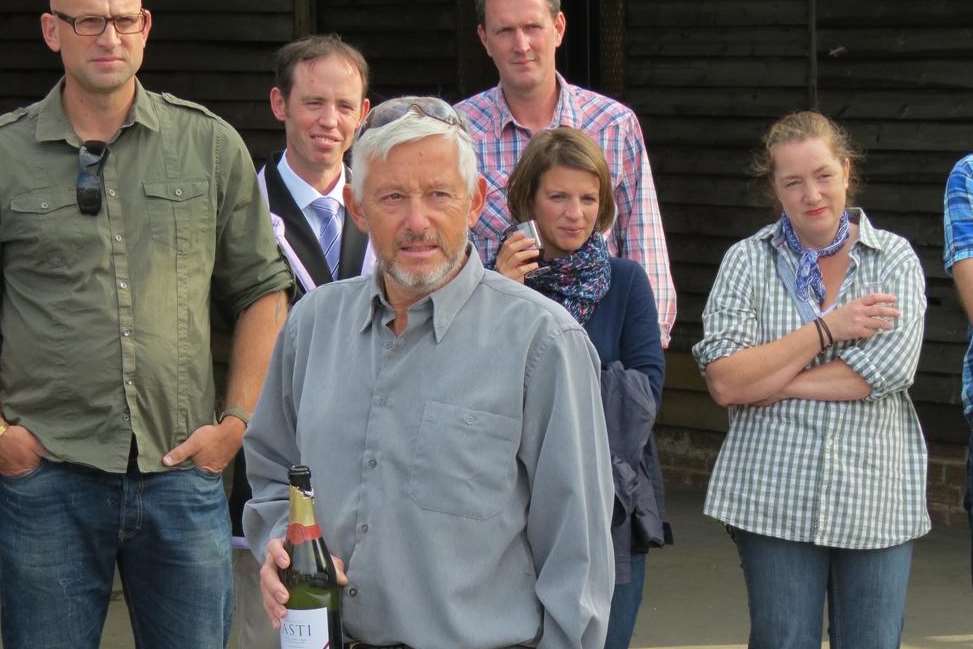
top-left (311, 197), bottom-right (341, 278)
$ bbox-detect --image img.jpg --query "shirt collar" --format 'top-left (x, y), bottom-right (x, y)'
top-left (851, 208), bottom-right (883, 251)
top-left (494, 71), bottom-right (576, 136)
top-left (359, 244), bottom-right (484, 343)
top-left (277, 152), bottom-right (346, 211)
top-left (766, 207), bottom-right (883, 252)
top-left (35, 78), bottom-right (159, 146)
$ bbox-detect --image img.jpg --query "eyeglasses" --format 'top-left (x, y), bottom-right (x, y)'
top-left (356, 96), bottom-right (469, 141)
top-left (54, 10), bottom-right (146, 36)
top-left (77, 141), bottom-right (109, 216)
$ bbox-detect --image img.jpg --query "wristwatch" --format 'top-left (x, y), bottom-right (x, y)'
top-left (219, 406), bottom-right (250, 428)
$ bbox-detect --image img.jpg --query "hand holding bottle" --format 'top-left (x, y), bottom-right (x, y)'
top-left (260, 538), bottom-right (348, 629)
top-left (259, 537), bottom-right (348, 629)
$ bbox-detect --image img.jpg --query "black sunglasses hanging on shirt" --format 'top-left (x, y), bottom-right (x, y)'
top-left (77, 140), bottom-right (108, 215)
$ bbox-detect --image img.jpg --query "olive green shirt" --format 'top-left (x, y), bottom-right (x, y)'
top-left (0, 81), bottom-right (292, 473)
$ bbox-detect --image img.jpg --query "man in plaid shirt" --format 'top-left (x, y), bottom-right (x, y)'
top-left (455, 0), bottom-right (676, 346)
top-left (943, 152), bottom-right (973, 586)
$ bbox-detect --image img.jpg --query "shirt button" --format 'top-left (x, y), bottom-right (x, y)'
top-left (107, 188), bottom-right (117, 198)
top-left (384, 342), bottom-right (394, 351)
top-left (122, 414), bottom-right (130, 422)
top-left (174, 187), bottom-right (183, 197)
top-left (121, 328), bottom-right (131, 337)
top-left (119, 280), bottom-right (128, 289)
top-left (360, 524), bottom-right (369, 534)
top-left (40, 201), bottom-right (49, 209)
top-left (114, 234), bottom-right (123, 242)
top-left (464, 415), bottom-right (476, 425)
top-left (126, 379), bottom-right (134, 386)
top-left (367, 458), bottom-right (377, 469)
top-left (348, 588), bottom-right (358, 598)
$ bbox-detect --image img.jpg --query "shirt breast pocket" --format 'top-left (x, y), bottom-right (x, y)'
top-left (143, 180), bottom-right (211, 252)
top-left (6, 187), bottom-right (85, 269)
top-left (409, 400), bottom-right (519, 520)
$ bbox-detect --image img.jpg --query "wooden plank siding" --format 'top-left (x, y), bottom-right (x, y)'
top-left (817, 0), bottom-right (973, 441)
top-left (318, 0), bottom-right (464, 103)
top-left (625, 0), bottom-right (973, 446)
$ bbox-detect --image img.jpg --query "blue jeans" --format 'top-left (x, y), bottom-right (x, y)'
top-left (0, 460), bottom-right (232, 649)
top-left (603, 552), bottom-right (646, 649)
top-left (733, 528), bottom-right (913, 649)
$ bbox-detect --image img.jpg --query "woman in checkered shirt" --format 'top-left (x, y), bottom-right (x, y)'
top-left (694, 112), bottom-right (929, 649)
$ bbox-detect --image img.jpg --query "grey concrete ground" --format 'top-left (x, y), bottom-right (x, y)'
top-left (2, 489), bottom-right (970, 648)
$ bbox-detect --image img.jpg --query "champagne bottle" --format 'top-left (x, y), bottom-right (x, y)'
top-left (279, 465), bottom-right (343, 649)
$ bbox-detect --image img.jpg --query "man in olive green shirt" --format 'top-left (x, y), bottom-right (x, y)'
top-left (0, 2), bottom-right (291, 648)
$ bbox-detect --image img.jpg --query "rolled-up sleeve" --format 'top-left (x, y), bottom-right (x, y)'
top-left (839, 245), bottom-right (926, 400)
top-left (243, 320), bottom-right (300, 563)
top-left (212, 123), bottom-right (293, 315)
top-left (944, 156), bottom-right (973, 271)
top-left (520, 327), bottom-right (614, 649)
top-left (693, 241), bottom-right (759, 369)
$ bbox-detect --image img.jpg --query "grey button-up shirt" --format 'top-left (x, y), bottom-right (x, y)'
top-left (244, 249), bottom-right (614, 649)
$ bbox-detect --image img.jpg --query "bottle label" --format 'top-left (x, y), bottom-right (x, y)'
top-left (280, 607), bottom-right (331, 649)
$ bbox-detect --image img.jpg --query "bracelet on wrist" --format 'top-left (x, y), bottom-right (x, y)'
top-left (818, 317), bottom-right (834, 347)
top-left (812, 318), bottom-right (827, 352)
top-left (0, 419), bottom-right (8, 439)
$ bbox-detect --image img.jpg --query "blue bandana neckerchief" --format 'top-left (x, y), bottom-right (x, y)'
top-left (522, 233), bottom-right (611, 324)
top-left (780, 210), bottom-right (850, 305)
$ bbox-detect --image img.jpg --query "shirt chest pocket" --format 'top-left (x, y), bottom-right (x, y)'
top-left (409, 400), bottom-right (519, 520)
top-left (6, 187), bottom-right (86, 268)
top-left (143, 180), bottom-right (211, 253)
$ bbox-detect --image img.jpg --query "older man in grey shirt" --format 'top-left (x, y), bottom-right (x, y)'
top-left (243, 96), bottom-right (614, 649)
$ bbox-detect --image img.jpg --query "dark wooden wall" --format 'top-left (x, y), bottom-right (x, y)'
top-left (627, 0), bottom-right (973, 447)
top-left (319, 0), bottom-right (465, 103)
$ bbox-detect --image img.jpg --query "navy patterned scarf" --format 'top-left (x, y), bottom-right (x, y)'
top-left (525, 233), bottom-right (611, 324)
top-left (780, 211), bottom-right (850, 305)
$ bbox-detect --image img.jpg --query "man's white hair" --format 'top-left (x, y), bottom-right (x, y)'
top-left (350, 112), bottom-right (478, 202)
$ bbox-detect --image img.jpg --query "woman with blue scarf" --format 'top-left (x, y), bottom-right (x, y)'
top-left (495, 127), bottom-right (668, 649)
top-left (693, 112), bottom-right (929, 649)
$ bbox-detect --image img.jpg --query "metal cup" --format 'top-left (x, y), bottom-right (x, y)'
top-left (511, 220), bottom-right (550, 278)
top-left (512, 219), bottom-right (543, 251)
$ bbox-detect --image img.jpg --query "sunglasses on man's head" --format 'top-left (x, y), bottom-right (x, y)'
top-left (77, 141), bottom-right (108, 216)
top-left (356, 96), bottom-right (469, 141)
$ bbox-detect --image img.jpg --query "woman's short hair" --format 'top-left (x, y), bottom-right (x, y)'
top-left (506, 127), bottom-right (616, 233)
top-left (752, 111), bottom-right (862, 208)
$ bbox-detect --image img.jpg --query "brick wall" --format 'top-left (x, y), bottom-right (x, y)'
top-left (927, 442), bottom-right (970, 526)
top-left (659, 426), bottom-right (970, 527)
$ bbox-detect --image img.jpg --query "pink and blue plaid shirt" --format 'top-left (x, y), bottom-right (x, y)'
top-left (455, 74), bottom-right (676, 345)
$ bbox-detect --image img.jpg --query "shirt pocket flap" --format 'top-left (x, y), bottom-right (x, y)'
top-left (9, 188), bottom-right (76, 214)
top-left (142, 180), bottom-right (209, 202)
